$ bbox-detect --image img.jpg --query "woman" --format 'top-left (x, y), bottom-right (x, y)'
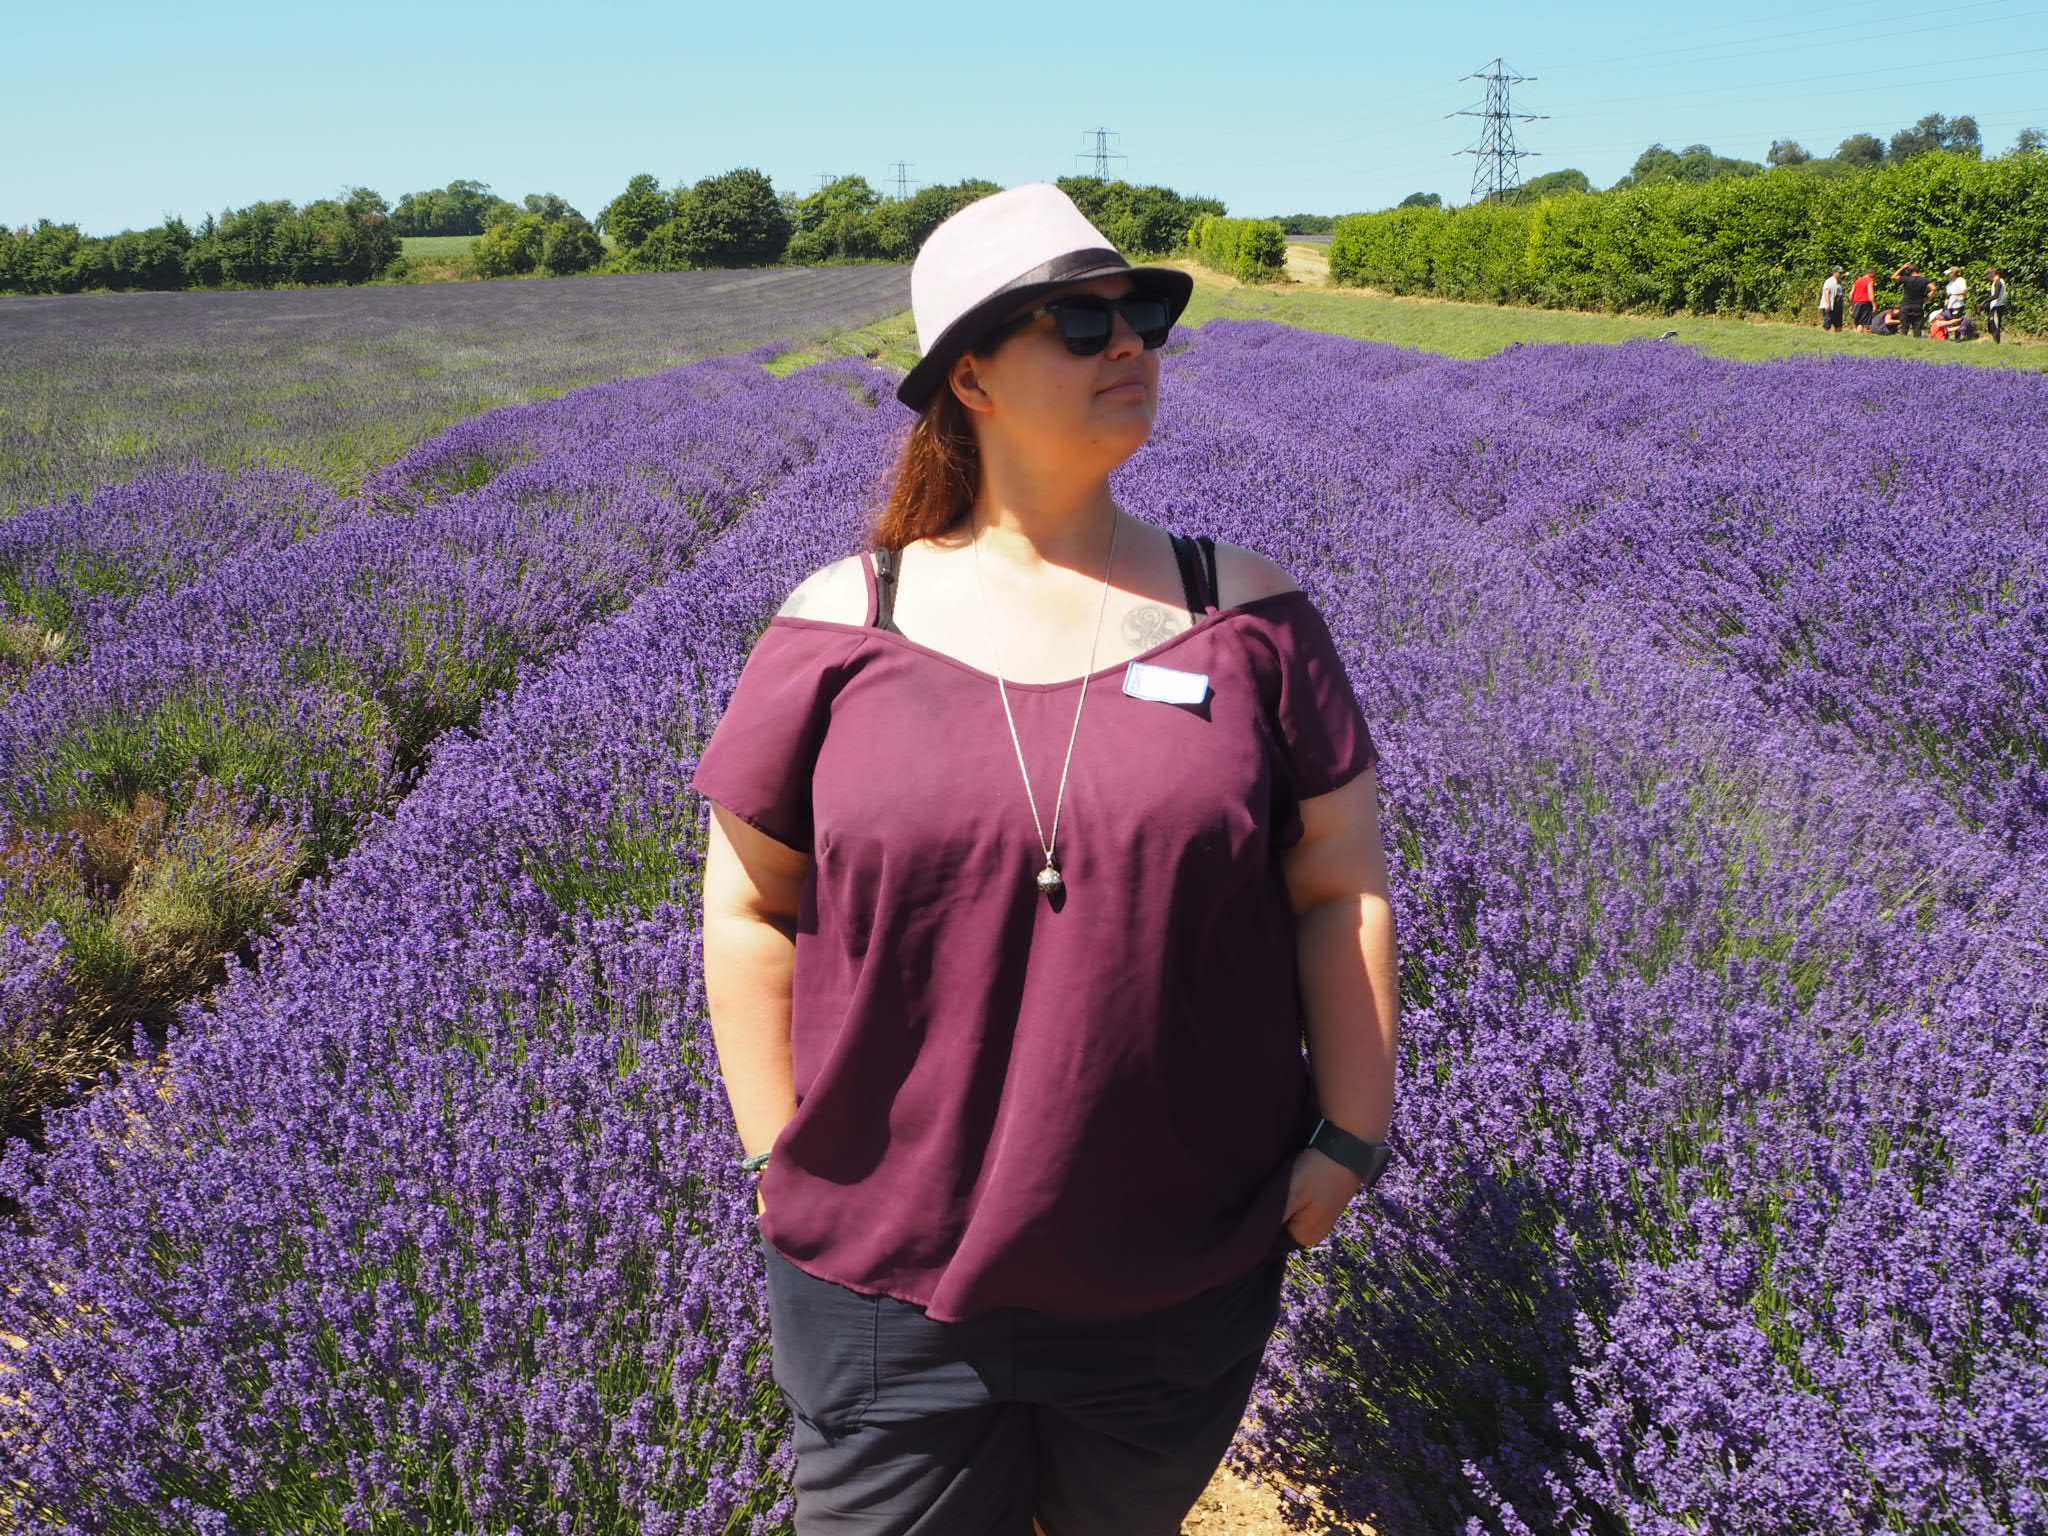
top-left (1849, 269), bottom-right (1877, 332)
top-left (691, 183), bottom-right (1398, 1536)
top-left (1944, 266), bottom-right (1969, 319)
top-left (1987, 267), bottom-right (2009, 344)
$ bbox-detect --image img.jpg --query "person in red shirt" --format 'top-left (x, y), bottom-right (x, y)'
top-left (1849, 270), bottom-right (1877, 332)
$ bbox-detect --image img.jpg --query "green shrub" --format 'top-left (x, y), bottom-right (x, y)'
top-left (473, 215), bottom-right (545, 278)
top-left (1329, 151), bottom-right (2047, 330)
top-left (1191, 215), bottom-right (1288, 283)
top-left (539, 216), bottom-right (604, 276)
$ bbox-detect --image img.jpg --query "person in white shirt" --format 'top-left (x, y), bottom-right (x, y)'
top-left (1944, 267), bottom-right (1968, 317)
top-left (1819, 268), bottom-right (1845, 331)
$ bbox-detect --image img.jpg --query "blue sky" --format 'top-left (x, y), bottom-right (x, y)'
top-left (7, 0), bottom-right (2044, 236)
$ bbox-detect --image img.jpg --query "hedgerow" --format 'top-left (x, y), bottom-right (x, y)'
top-left (1191, 215), bottom-right (1288, 283)
top-left (1329, 151), bottom-right (2047, 331)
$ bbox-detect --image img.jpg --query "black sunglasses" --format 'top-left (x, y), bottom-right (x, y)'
top-left (983, 292), bottom-right (1174, 355)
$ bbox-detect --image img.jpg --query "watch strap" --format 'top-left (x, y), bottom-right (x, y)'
top-left (1308, 1118), bottom-right (1393, 1188)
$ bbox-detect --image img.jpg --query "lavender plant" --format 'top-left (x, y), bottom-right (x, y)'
top-left (0, 353), bottom-right (880, 1141)
top-left (1133, 324), bottom-right (2045, 1534)
top-left (0, 465), bottom-right (343, 682)
top-left (3, 322), bottom-right (2043, 1536)
top-left (0, 369), bottom-right (903, 1533)
top-left (0, 264), bottom-right (909, 512)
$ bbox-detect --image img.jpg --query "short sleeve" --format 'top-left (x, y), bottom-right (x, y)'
top-left (689, 622), bottom-right (859, 853)
top-left (1259, 592), bottom-right (1379, 805)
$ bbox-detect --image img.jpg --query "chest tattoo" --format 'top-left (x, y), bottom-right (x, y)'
top-left (1122, 604), bottom-right (1188, 650)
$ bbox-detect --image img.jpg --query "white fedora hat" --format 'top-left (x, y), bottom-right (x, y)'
top-left (897, 182), bottom-right (1193, 411)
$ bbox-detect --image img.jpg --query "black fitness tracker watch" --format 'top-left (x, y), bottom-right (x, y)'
top-left (1307, 1118), bottom-right (1394, 1189)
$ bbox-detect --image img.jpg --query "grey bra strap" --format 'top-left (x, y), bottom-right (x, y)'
top-left (872, 545), bottom-right (901, 633)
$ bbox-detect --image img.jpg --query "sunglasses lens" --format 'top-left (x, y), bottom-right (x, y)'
top-left (1049, 294), bottom-right (1173, 353)
top-left (1053, 300), bottom-right (1115, 354)
top-left (1124, 296), bottom-right (1171, 347)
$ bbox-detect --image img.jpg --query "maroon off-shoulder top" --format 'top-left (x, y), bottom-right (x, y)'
top-left (689, 545), bottom-right (1378, 1322)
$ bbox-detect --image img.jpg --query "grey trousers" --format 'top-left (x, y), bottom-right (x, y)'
top-left (757, 1225), bottom-right (1299, 1535)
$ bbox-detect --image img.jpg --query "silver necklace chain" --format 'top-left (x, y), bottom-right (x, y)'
top-left (969, 509), bottom-right (1122, 898)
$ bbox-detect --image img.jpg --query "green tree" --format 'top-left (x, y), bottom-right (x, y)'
top-left (2012, 127), bottom-right (2047, 155)
top-left (539, 215), bottom-right (604, 275)
top-left (1517, 169), bottom-right (1590, 200)
top-left (340, 187), bottom-right (399, 282)
top-left (391, 179), bottom-right (501, 236)
top-left (1622, 143), bottom-right (1763, 185)
top-left (1767, 139), bottom-right (1812, 166)
top-left (785, 174), bottom-right (884, 264)
top-left (473, 214), bottom-right (545, 277)
top-left (655, 167), bottom-right (790, 268)
top-left (1889, 112), bottom-right (1980, 161)
top-left (1049, 177), bottom-right (1216, 256)
top-left (87, 222), bottom-right (190, 290)
top-left (1398, 191), bottom-right (1443, 209)
top-left (598, 173), bottom-right (668, 252)
top-left (1833, 133), bottom-right (1885, 167)
top-left (522, 192), bottom-right (582, 223)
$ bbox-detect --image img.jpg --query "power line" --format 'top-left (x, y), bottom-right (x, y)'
top-left (1450, 59), bottom-right (1547, 201)
top-left (1075, 128), bottom-right (1127, 179)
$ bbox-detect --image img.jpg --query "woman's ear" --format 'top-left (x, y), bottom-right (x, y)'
top-left (949, 351), bottom-right (996, 416)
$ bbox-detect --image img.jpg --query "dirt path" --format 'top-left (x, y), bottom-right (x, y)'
top-left (1188, 1464), bottom-right (1366, 1535)
top-left (1284, 243), bottom-right (1331, 286)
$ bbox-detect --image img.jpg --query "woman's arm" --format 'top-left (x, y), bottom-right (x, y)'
top-left (1280, 767), bottom-right (1400, 1244)
top-left (700, 803), bottom-right (811, 1214)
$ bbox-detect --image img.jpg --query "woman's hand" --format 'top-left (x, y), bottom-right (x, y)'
top-left (1282, 1147), bottom-right (1366, 1248)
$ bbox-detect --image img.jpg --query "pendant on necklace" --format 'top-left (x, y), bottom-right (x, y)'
top-left (1036, 861), bottom-right (1064, 896)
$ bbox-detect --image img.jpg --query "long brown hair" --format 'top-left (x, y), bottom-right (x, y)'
top-left (871, 381), bottom-right (980, 551)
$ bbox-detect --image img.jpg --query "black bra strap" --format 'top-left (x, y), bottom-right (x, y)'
top-left (1169, 531), bottom-right (1219, 617)
top-left (873, 545), bottom-right (901, 633)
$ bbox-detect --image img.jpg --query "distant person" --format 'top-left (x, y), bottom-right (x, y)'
top-left (1849, 269), bottom-right (1877, 331)
top-left (1870, 307), bottom-right (1900, 336)
top-left (1986, 267), bottom-right (2009, 344)
top-left (1943, 267), bottom-right (1968, 318)
top-left (1929, 309), bottom-right (1958, 341)
top-left (1819, 268), bottom-right (1845, 331)
top-left (1893, 264), bottom-right (1931, 338)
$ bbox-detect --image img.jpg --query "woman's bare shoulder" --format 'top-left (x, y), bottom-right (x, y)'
top-left (775, 553), bottom-right (870, 624)
top-left (1208, 538), bottom-right (1302, 609)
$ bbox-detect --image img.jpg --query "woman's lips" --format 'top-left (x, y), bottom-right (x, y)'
top-left (1098, 377), bottom-right (1148, 396)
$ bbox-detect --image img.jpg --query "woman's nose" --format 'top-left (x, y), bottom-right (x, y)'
top-left (1103, 306), bottom-right (1144, 358)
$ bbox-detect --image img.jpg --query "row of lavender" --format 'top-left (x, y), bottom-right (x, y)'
top-left (5, 325), bottom-right (2043, 1533)
top-left (1147, 327), bottom-right (2045, 1533)
top-left (0, 351), bottom-right (884, 1136)
top-left (0, 367), bottom-right (912, 1533)
top-left (0, 264), bottom-right (911, 513)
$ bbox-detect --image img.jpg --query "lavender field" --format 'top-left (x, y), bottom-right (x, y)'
top-left (0, 265), bottom-right (909, 513)
top-left (3, 319), bottom-right (2045, 1535)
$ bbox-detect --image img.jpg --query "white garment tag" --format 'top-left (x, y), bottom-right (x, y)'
top-left (1123, 660), bottom-right (1211, 705)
